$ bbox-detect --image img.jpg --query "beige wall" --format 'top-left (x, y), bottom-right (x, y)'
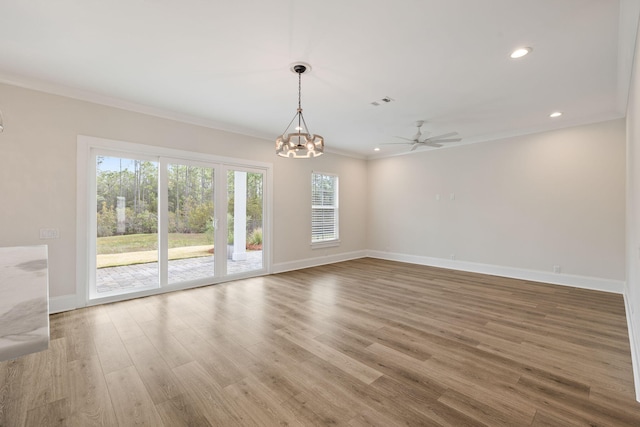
top-left (0, 81), bottom-right (629, 300)
top-left (0, 83), bottom-right (368, 300)
top-left (626, 12), bottom-right (640, 400)
top-left (368, 119), bottom-right (626, 282)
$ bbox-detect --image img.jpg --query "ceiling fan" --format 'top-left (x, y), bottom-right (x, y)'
top-left (384, 120), bottom-right (462, 151)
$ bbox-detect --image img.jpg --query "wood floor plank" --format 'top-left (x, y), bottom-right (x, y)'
top-left (372, 325), bottom-right (435, 361)
top-left (172, 361), bottom-right (250, 426)
top-left (23, 398), bottom-right (69, 427)
top-left (369, 374), bottom-right (481, 427)
top-left (275, 326), bottom-right (384, 385)
top-left (104, 365), bottom-right (164, 426)
top-left (3, 338), bottom-right (68, 423)
top-left (369, 342), bottom-right (535, 423)
top-left (2, 258), bottom-right (640, 425)
top-left (298, 352), bottom-right (442, 425)
top-left (171, 327), bottom-right (249, 389)
top-left (105, 303), bottom-right (146, 342)
top-left (438, 388), bottom-right (536, 426)
top-left (122, 298), bottom-right (157, 324)
top-left (288, 391), bottom-right (352, 426)
top-left (276, 353), bottom-right (371, 419)
top-left (91, 321), bottom-right (133, 376)
top-left (348, 407), bottom-right (415, 427)
top-left (66, 356), bottom-right (118, 426)
top-left (63, 332), bottom-right (97, 363)
top-left (222, 374), bottom-right (303, 426)
top-left (529, 410), bottom-right (586, 427)
top-left (155, 393), bottom-right (213, 427)
top-left (140, 324), bottom-right (194, 369)
top-left (279, 392), bottom-right (347, 426)
top-left (131, 356), bottom-right (183, 405)
top-left (238, 349), bottom-right (312, 404)
top-left (43, 337), bottom-right (70, 404)
top-left (0, 389), bottom-right (28, 427)
top-left (0, 358), bottom-right (24, 425)
top-left (122, 333), bottom-right (162, 366)
top-left (317, 334), bottom-right (447, 401)
top-left (512, 372), bottom-right (640, 426)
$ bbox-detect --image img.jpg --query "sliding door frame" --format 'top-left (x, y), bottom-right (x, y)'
top-left (77, 135), bottom-right (273, 307)
top-left (222, 164), bottom-right (267, 278)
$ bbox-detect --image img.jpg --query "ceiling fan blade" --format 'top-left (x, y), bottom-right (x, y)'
top-left (424, 132), bottom-right (458, 141)
top-left (394, 136), bottom-right (417, 142)
top-left (424, 143), bottom-right (443, 148)
top-left (381, 142), bottom-right (413, 145)
top-left (429, 138), bottom-right (462, 143)
top-left (410, 143), bottom-right (420, 151)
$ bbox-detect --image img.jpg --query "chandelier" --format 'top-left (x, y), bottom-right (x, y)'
top-left (275, 63), bottom-right (324, 158)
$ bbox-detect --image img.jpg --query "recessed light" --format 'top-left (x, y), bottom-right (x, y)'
top-left (549, 111), bottom-right (562, 118)
top-left (510, 47), bottom-right (532, 59)
top-left (374, 148), bottom-right (380, 152)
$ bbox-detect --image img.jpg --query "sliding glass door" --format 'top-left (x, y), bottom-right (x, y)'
top-left (226, 168), bottom-right (264, 276)
top-left (95, 155), bottom-right (160, 295)
top-left (167, 162), bottom-right (216, 284)
top-left (88, 146), bottom-right (269, 301)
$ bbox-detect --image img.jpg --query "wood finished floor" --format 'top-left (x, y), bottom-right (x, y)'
top-left (1, 258), bottom-right (640, 426)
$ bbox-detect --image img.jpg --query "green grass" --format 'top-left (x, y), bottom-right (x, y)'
top-left (97, 246), bottom-right (213, 268)
top-left (96, 232), bottom-right (260, 268)
top-left (97, 233), bottom-right (211, 255)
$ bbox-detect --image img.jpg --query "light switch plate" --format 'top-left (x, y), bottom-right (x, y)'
top-left (39, 228), bottom-right (59, 239)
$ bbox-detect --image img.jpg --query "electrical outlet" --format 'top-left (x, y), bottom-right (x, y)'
top-left (450, 254), bottom-right (456, 260)
top-left (553, 265), bottom-right (561, 273)
top-left (450, 193), bottom-right (455, 200)
top-left (39, 228), bottom-right (59, 239)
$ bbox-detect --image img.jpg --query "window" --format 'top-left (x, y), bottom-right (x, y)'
top-left (312, 172), bottom-right (339, 246)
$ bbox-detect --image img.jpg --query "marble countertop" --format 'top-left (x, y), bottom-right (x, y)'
top-left (0, 245), bottom-right (49, 361)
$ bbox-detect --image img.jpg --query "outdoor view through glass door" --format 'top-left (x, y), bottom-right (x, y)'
top-left (226, 169), bottom-right (264, 275)
top-left (91, 148), bottom-right (268, 300)
top-left (167, 163), bottom-right (215, 284)
top-left (95, 155), bottom-right (160, 295)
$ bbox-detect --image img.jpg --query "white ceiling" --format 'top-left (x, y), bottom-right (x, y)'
top-left (0, 0), bottom-right (638, 158)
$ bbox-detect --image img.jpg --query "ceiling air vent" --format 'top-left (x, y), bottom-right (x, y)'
top-left (370, 96), bottom-right (394, 107)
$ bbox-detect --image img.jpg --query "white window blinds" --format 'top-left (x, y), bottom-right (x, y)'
top-left (311, 172), bottom-right (338, 244)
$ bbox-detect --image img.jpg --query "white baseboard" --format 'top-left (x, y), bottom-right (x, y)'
top-left (624, 293), bottom-right (640, 402)
top-left (49, 250), bottom-right (624, 310)
top-left (49, 295), bottom-right (78, 314)
top-left (366, 250), bottom-right (625, 294)
top-left (272, 250), bottom-right (367, 274)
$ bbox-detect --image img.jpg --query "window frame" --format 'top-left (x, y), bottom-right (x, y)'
top-left (311, 171), bottom-right (340, 248)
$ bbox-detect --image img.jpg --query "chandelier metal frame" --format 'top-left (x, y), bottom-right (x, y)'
top-left (275, 63), bottom-right (324, 158)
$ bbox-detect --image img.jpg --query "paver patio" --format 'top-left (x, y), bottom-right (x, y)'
top-left (96, 251), bottom-right (263, 293)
